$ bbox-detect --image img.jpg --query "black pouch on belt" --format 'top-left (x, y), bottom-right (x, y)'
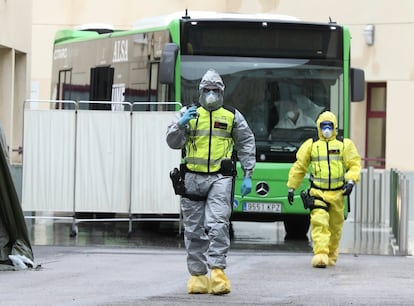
top-left (220, 158), bottom-right (235, 176)
top-left (169, 167), bottom-right (185, 196)
top-left (300, 189), bottom-right (315, 210)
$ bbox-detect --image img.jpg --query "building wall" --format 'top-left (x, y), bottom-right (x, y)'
top-left (0, 0), bottom-right (32, 163)
top-left (30, 0), bottom-right (414, 171)
top-left (387, 81), bottom-right (414, 170)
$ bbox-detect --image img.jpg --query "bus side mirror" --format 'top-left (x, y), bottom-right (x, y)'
top-left (350, 68), bottom-right (365, 102)
top-left (159, 43), bottom-right (179, 84)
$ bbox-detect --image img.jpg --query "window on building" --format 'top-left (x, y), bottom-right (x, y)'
top-left (365, 82), bottom-right (386, 168)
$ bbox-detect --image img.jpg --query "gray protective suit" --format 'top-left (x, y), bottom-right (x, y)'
top-left (166, 69), bottom-right (256, 276)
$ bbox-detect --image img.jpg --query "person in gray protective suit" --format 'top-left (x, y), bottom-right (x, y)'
top-left (166, 68), bottom-right (256, 295)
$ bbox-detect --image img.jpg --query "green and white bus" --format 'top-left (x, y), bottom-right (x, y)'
top-left (51, 11), bottom-right (364, 239)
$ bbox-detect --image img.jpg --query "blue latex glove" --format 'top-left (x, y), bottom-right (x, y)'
top-left (241, 177), bottom-right (252, 197)
top-left (178, 106), bottom-right (198, 126)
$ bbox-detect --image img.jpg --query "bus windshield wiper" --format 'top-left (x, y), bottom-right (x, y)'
top-left (270, 143), bottom-right (297, 152)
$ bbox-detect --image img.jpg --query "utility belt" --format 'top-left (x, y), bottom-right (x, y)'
top-left (308, 183), bottom-right (351, 213)
top-left (300, 189), bottom-right (330, 212)
top-left (184, 158), bottom-right (237, 177)
top-left (169, 158), bottom-right (236, 201)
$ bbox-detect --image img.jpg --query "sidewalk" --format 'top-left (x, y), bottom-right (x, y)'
top-left (1, 245), bottom-right (414, 305)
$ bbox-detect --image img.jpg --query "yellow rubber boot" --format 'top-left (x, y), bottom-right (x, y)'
top-left (328, 257), bottom-right (337, 266)
top-left (209, 268), bottom-right (231, 295)
top-left (311, 253), bottom-right (328, 268)
top-left (328, 249), bottom-right (339, 266)
top-left (187, 275), bottom-right (209, 294)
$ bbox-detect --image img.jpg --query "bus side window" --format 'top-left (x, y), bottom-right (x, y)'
top-left (89, 66), bottom-right (114, 110)
top-left (56, 69), bottom-right (72, 109)
top-left (149, 62), bottom-right (158, 111)
top-left (159, 43), bottom-right (179, 85)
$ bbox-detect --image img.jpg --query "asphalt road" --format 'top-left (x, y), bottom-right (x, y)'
top-left (1, 217), bottom-right (409, 305)
top-left (1, 245), bottom-right (414, 306)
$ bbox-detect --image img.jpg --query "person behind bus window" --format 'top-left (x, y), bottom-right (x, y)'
top-left (274, 99), bottom-right (315, 129)
top-left (286, 111), bottom-right (361, 268)
top-left (293, 94), bottom-right (325, 122)
top-left (166, 68), bottom-right (256, 295)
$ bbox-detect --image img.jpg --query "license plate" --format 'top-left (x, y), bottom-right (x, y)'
top-left (243, 202), bottom-right (282, 213)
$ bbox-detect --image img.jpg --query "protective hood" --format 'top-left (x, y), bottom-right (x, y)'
top-left (198, 69), bottom-right (225, 111)
top-left (316, 111), bottom-right (337, 140)
top-left (199, 68), bottom-right (225, 92)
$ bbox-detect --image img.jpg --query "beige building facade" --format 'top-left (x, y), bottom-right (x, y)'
top-left (0, 0), bottom-right (32, 164)
top-left (24, 0), bottom-right (414, 172)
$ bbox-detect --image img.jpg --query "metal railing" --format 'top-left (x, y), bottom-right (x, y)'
top-left (389, 169), bottom-right (410, 255)
top-left (352, 167), bottom-right (411, 255)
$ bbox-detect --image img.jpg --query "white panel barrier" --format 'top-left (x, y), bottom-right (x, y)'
top-left (22, 102), bottom-right (76, 212)
top-left (22, 100), bottom-right (182, 234)
top-left (131, 112), bottom-right (181, 214)
top-left (75, 109), bottom-right (131, 213)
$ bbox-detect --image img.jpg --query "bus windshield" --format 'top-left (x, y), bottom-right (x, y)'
top-left (181, 55), bottom-right (344, 162)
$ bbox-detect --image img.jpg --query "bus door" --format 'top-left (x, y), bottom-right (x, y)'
top-left (89, 66), bottom-right (114, 110)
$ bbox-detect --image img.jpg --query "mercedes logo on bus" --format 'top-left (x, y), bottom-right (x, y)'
top-left (255, 181), bottom-right (269, 197)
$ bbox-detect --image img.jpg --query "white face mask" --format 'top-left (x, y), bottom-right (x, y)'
top-left (287, 111), bottom-right (296, 120)
top-left (199, 90), bottom-right (223, 111)
top-left (322, 127), bottom-right (333, 138)
top-left (206, 91), bottom-right (218, 104)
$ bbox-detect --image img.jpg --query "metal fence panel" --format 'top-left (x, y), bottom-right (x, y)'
top-left (353, 167), bottom-right (411, 255)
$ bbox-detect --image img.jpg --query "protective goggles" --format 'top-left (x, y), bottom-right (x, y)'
top-left (202, 87), bottom-right (221, 94)
top-left (320, 121), bottom-right (334, 130)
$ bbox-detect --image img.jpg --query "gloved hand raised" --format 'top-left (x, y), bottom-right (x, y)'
top-left (287, 188), bottom-right (294, 205)
top-left (343, 180), bottom-right (354, 196)
top-left (241, 177), bottom-right (252, 197)
top-left (178, 105), bottom-right (198, 126)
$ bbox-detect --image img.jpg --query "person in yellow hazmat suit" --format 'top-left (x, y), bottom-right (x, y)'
top-left (287, 111), bottom-right (361, 268)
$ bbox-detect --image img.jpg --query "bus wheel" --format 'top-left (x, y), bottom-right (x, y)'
top-left (283, 215), bottom-right (310, 241)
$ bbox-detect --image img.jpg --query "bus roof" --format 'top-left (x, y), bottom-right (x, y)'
top-left (54, 29), bottom-right (100, 44)
top-left (54, 11), bottom-right (337, 46)
top-left (133, 11), bottom-right (300, 30)
top-left (74, 23), bottom-right (115, 31)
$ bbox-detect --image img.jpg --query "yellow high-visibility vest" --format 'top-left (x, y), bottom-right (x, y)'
top-left (310, 138), bottom-right (345, 190)
top-left (185, 106), bottom-right (235, 173)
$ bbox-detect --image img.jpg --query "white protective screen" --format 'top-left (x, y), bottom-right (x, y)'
top-left (22, 109), bottom-right (76, 211)
top-left (75, 110), bottom-right (131, 213)
top-left (131, 112), bottom-right (181, 214)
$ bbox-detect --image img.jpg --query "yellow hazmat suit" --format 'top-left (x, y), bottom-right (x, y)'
top-left (287, 111), bottom-right (361, 267)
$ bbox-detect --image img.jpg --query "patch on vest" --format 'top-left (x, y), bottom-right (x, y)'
top-left (328, 149), bottom-right (340, 154)
top-left (214, 121), bottom-right (228, 130)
